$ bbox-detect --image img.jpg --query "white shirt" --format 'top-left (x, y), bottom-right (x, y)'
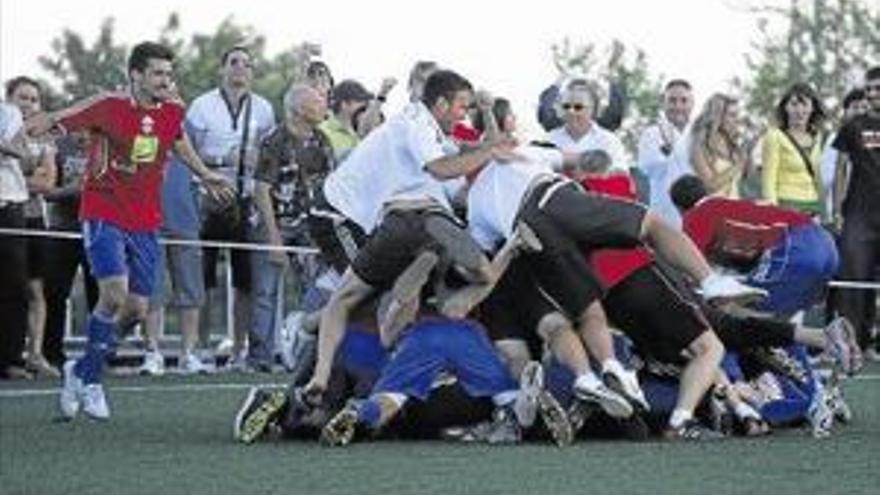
top-left (324, 102), bottom-right (456, 233)
top-left (185, 88), bottom-right (275, 194)
top-left (467, 145), bottom-right (562, 251)
top-left (637, 119), bottom-right (689, 227)
top-left (820, 133), bottom-right (840, 215)
top-left (547, 123), bottom-right (629, 172)
top-left (0, 103), bottom-right (29, 203)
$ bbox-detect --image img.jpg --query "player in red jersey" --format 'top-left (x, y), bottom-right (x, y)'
top-left (27, 42), bottom-right (232, 421)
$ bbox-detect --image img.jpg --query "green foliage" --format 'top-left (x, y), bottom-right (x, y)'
top-left (37, 14), bottom-right (303, 114)
top-left (735, 0), bottom-right (880, 123)
top-left (37, 18), bottom-right (128, 104)
top-left (551, 38), bottom-right (665, 155)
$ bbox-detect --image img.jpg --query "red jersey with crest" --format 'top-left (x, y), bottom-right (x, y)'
top-left (59, 93), bottom-right (185, 231)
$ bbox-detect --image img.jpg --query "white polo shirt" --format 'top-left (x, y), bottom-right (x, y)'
top-left (467, 145), bottom-right (561, 251)
top-left (185, 88), bottom-right (275, 192)
top-left (323, 102), bottom-right (457, 233)
top-left (0, 103), bottom-right (29, 203)
top-left (637, 120), bottom-right (689, 227)
top-left (547, 123), bottom-right (629, 172)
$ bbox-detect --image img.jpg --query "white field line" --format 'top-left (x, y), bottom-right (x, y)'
top-left (0, 381), bottom-right (289, 398)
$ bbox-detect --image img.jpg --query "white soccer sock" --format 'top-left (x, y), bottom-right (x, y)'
top-left (669, 408), bottom-right (693, 429)
top-left (574, 372), bottom-right (602, 391)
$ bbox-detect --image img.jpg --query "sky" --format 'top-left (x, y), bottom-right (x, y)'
top-left (1, 0), bottom-right (782, 137)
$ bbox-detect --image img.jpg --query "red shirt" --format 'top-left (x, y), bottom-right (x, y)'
top-left (581, 174), bottom-right (655, 288)
top-left (59, 94), bottom-right (185, 231)
top-left (682, 197), bottom-right (812, 266)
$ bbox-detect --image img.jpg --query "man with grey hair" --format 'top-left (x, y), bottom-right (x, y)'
top-left (547, 79), bottom-right (629, 173)
top-left (251, 83), bottom-right (339, 372)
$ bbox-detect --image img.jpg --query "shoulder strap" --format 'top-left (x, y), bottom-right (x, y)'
top-left (236, 94), bottom-right (253, 196)
top-left (780, 129), bottom-right (819, 182)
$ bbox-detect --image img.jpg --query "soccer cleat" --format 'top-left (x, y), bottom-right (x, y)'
top-left (81, 383), bottom-right (110, 420)
top-left (484, 406), bottom-right (522, 445)
top-left (234, 387), bottom-right (288, 444)
top-left (537, 390), bottom-right (573, 447)
top-left (699, 274), bottom-right (767, 304)
top-left (139, 350), bottom-right (165, 377)
top-left (824, 317), bottom-right (855, 375)
top-left (179, 353), bottom-right (212, 375)
top-left (573, 380), bottom-right (634, 419)
top-left (663, 420), bottom-right (725, 441)
top-left (807, 387), bottom-right (834, 438)
top-left (513, 361), bottom-right (543, 427)
top-left (321, 402), bottom-right (359, 447)
top-left (603, 368), bottom-right (650, 413)
top-left (567, 400), bottom-right (597, 435)
top-left (826, 384), bottom-right (853, 424)
top-left (59, 360), bottom-right (83, 420)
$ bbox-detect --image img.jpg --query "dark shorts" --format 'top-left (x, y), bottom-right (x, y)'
top-left (351, 208), bottom-right (479, 290)
top-left (201, 206), bottom-right (251, 291)
top-left (519, 180), bottom-right (645, 319)
top-left (603, 262), bottom-right (709, 364)
top-left (308, 190), bottom-right (366, 274)
top-left (480, 258), bottom-right (559, 356)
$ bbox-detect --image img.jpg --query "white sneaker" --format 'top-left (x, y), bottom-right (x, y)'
top-left (603, 367), bottom-right (650, 413)
top-left (573, 376), bottom-right (634, 419)
top-left (807, 386), bottom-right (833, 438)
top-left (513, 361), bottom-right (543, 427)
top-left (139, 350), bottom-right (165, 376)
top-left (82, 383), bottom-right (110, 420)
top-left (59, 360), bottom-right (83, 420)
top-left (700, 274), bottom-right (767, 303)
top-left (824, 317), bottom-right (854, 375)
top-left (179, 352), bottom-right (212, 375)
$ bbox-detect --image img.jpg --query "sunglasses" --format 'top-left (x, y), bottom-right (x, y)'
top-left (865, 84), bottom-right (880, 93)
top-left (561, 103), bottom-right (587, 112)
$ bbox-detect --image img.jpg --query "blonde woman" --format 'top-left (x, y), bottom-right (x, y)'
top-left (689, 94), bottom-right (747, 198)
top-left (761, 82), bottom-right (827, 216)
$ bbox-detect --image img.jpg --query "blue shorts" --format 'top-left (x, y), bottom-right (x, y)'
top-left (372, 318), bottom-right (516, 400)
top-left (337, 326), bottom-right (389, 396)
top-left (83, 220), bottom-right (160, 297)
top-left (748, 224), bottom-right (838, 315)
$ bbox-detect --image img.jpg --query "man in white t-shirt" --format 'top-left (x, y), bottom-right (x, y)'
top-left (637, 79), bottom-right (695, 227)
top-left (183, 45), bottom-right (276, 369)
top-left (546, 80), bottom-right (629, 173)
top-left (304, 70), bottom-right (520, 398)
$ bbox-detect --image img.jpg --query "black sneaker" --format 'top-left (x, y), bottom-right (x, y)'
top-left (234, 387), bottom-right (288, 444)
top-left (320, 402), bottom-right (359, 447)
top-left (537, 391), bottom-right (573, 447)
top-left (485, 406), bottom-right (522, 445)
top-left (663, 420), bottom-right (726, 441)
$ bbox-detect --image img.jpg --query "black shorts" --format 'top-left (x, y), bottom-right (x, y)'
top-left (201, 207), bottom-right (251, 291)
top-left (518, 180), bottom-right (644, 319)
top-left (603, 262), bottom-right (709, 364)
top-left (480, 258), bottom-right (560, 356)
top-left (351, 209), bottom-right (478, 289)
top-left (308, 191), bottom-right (366, 274)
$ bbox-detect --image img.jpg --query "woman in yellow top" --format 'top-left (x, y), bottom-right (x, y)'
top-left (689, 94), bottom-right (747, 198)
top-left (761, 82), bottom-right (827, 216)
